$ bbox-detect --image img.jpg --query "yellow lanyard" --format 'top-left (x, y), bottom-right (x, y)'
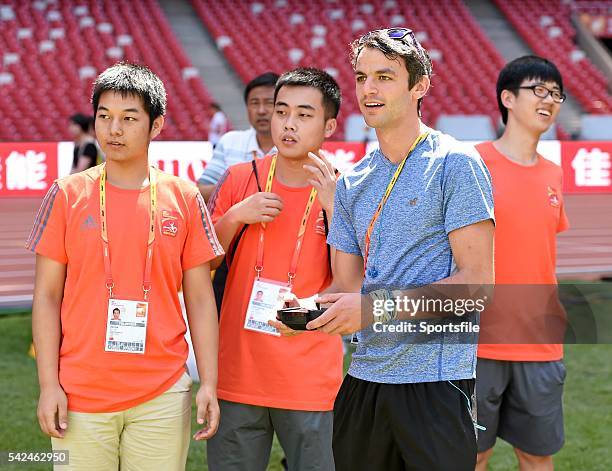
top-left (363, 132), bottom-right (429, 273)
top-left (255, 155), bottom-right (318, 286)
top-left (99, 164), bottom-right (157, 299)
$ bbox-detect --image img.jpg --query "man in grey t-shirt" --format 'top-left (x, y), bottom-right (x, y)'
top-left (309, 29), bottom-right (495, 470)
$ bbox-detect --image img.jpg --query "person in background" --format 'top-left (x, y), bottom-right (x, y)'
top-left (208, 102), bottom-right (229, 148)
top-left (198, 72), bottom-right (279, 202)
top-left (69, 113), bottom-right (98, 173)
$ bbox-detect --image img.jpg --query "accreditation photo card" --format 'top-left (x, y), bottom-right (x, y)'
top-left (105, 299), bottom-right (148, 354)
top-left (244, 278), bottom-right (291, 336)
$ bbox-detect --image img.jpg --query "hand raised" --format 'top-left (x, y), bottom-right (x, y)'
top-left (304, 151), bottom-right (337, 213)
top-left (231, 192), bottom-right (283, 224)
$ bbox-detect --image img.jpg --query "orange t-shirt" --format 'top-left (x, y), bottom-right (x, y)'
top-left (208, 155), bottom-right (343, 411)
top-left (476, 142), bottom-right (569, 361)
top-left (26, 165), bottom-right (223, 412)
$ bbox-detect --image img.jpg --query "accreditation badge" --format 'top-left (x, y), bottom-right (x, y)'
top-left (244, 278), bottom-right (291, 336)
top-left (105, 299), bottom-right (148, 354)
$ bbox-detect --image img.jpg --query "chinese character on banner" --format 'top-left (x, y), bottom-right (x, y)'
top-left (571, 148), bottom-right (611, 187)
top-left (6, 150), bottom-right (48, 190)
top-left (561, 142), bottom-right (612, 194)
top-left (148, 141), bottom-right (211, 184)
top-left (0, 143), bottom-right (58, 196)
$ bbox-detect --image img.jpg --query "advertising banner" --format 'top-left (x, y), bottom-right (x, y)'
top-left (1, 140), bottom-right (611, 196)
top-left (561, 141), bottom-right (612, 193)
top-left (321, 141), bottom-right (367, 173)
top-left (0, 143), bottom-right (58, 197)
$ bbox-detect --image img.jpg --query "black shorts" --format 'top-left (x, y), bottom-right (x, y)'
top-left (476, 358), bottom-right (565, 456)
top-left (332, 375), bottom-right (477, 471)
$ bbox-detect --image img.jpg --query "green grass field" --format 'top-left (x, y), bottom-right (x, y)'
top-left (1, 313), bottom-right (610, 470)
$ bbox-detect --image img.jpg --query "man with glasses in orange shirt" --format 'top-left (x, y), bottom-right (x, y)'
top-left (475, 56), bottom-right (569, 471)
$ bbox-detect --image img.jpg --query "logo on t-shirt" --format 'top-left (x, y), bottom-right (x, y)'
top-left (81, 215), bottom-right (98, 231)
top-left (547, 186), bottom-right (560, 207)
top-left (161, 209), bottom-right (179, 237)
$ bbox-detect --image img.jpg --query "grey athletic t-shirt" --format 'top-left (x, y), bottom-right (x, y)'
top-left (328, 129), bottom-right (495, 384)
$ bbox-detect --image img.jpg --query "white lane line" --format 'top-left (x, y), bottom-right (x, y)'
top-left (0, 249), bottom-right (34, 256)
top-left (558, 257), bottom-right (612, 265)
top-left (0, 270), bottom-right (34, 278)
top-left (0, 294), bottom-right (33, 305)
top-left (557, 266), bottom-right (612, 274)
top-left (0, 284), bottom-right (34, 293)
top-left (0, 258), bottom-right (34, 266)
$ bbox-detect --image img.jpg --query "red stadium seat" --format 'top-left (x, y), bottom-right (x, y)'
top-left (494, 0), bottom-right (611, 115)
top-left (191, 0), bottom-right (507, 139)
top-left (0, 0), bottom-right (214, 141)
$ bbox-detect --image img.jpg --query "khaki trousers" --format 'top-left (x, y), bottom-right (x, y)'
top-left (52, 372), bottom-right (192, 471)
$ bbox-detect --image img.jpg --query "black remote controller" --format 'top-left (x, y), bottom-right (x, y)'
top-left (277, 307), bottom-right (327, 330)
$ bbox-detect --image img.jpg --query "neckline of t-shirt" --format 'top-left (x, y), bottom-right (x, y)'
top-left (375, 129), bottom-right (434, 167)
top-left (490, 142), bottom-right (544, 169)
top-left (106, 180), bottom-right (151, 194)
top-left (261, 155), bottom-right (313, 193)
top-left (270, 177), bottom-right (312, 193)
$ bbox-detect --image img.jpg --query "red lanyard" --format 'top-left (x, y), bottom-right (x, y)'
top-left (99, 165), bottom-right (157, 300)
top-left (255, 156), bottom-right (318, 287)
top-left (363, 132), bottom-right (429, 273)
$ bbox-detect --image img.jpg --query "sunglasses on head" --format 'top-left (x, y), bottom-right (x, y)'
top-left (361, 28), bottom-right (428, 69)
top-left (387, 28), bottom-right (417, 44)
top-left (361, 27), bottom-right (419, 48)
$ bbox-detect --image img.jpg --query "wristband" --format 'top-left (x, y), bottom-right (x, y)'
top-left (369, 288), bottom-right (396, 324)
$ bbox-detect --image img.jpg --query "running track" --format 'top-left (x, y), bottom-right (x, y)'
top-left (1, 195), bottom-right (611, 310)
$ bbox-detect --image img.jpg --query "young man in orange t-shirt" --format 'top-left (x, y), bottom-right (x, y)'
top-left (27, 63), bottom-right (223, 470)
top-left (475, 56), bottom-right (570, 471)
top-left (206, 68), bottom-right (343, 470)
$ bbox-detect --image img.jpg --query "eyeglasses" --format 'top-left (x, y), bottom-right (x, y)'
top-left (518, 85), bottom-right (566, 103)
